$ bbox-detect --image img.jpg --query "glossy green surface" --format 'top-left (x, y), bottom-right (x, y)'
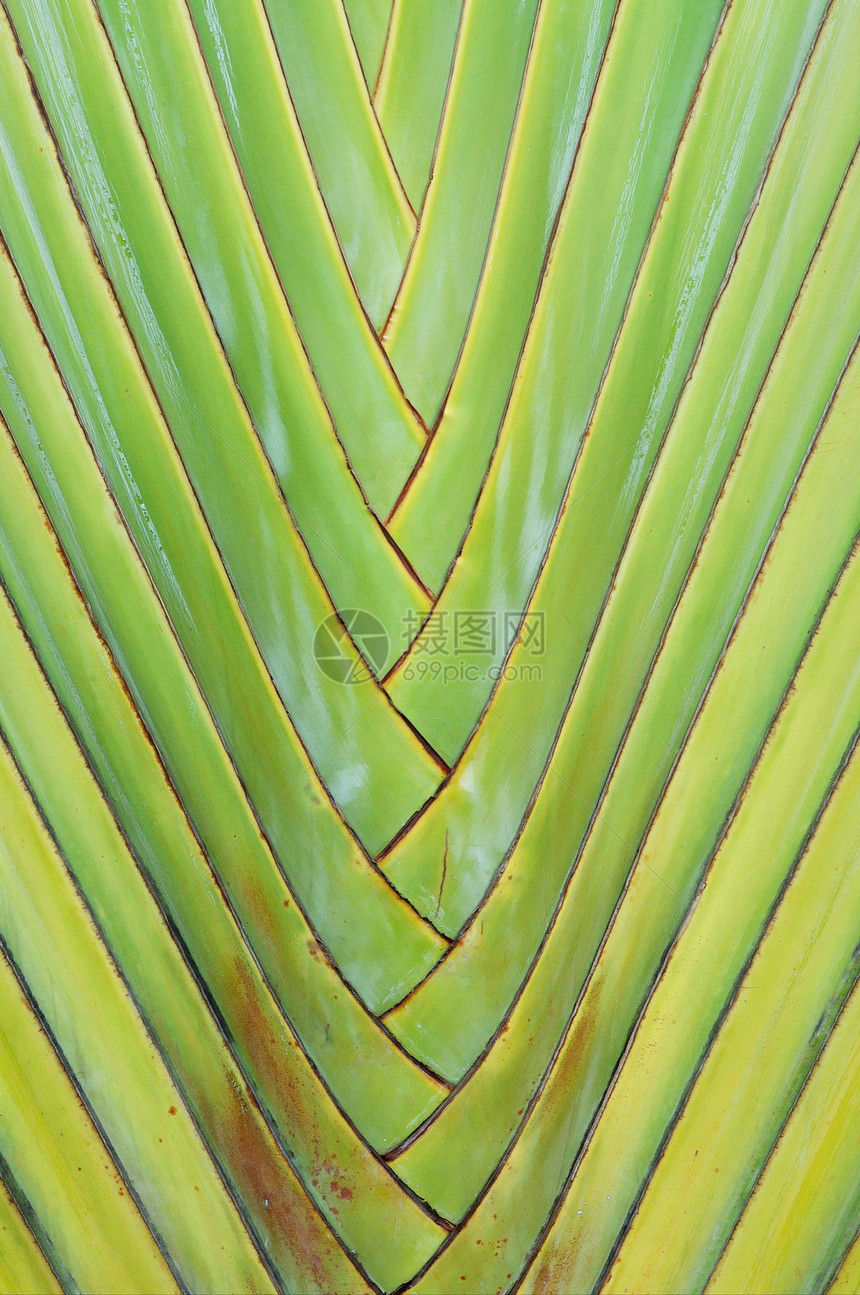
top-left (708, 973), bottom-right (860, 1293)
top-left (384, 0), bottom-right (818, 922)
top-left (0, 556), bottom-right (429, 1288)
top-left (0, 4), bottom-right (442, 855)
top-left (0, 947), bottom-right (178, 1295)
top-left (831, 1239), bottom-right (860, 1295)
top-left (188, 0), bottom-right (426, 500)
top-left (383, 0), bottom-right (860, 1079)
top-left (0, 732), bottom-right (269, 1293)
top-left (381, 0), bottom-right (541, 421)
top-left (374, 0), bottom-right (462, 211)
top-left (2, 0), bottom-right (859, 1287)
top-left (0, 405), bottom-right (446, 1167)
top-left (384, 0), bottom-right (730, 764)
top-left (388, 0), bottom-right (617, 588)
top-left (524, 393), bottom-right (860, 1292)
top-left (343, 0), bottom-right (392, 88)
top-left (266, 0), bottom-right (414, 325)
top-left (382, 135), bottom-right (860, 1228)
top-left (0, 1175), bottom-right (65, 1295)
top-left (603, 698), bottom-right (860, 1294)
top-left (0, 242), bottom-right (443, 1035)
top-left (405, 294), bottom-right (860, 1295)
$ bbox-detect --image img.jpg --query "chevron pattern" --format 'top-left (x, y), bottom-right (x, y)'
top-left (1, 0), bottom-right (860, 1291)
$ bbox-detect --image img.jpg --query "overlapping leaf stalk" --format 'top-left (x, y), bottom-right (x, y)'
top-left (0, 0), bottom-right (858, 1292)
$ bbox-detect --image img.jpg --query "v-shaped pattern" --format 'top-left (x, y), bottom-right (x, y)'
top-left (0, 0), bottom-right (859, 1291)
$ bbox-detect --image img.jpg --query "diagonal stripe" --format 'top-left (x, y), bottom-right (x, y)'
top-left (381, 0), bottom-right (834, 921)
top-left (373, 0), bottom-right (463, 213)
top-left (0, 586), bottom-right (374, 1293)
top-left (379, 0), bottom-right (749, 908)
top-left (69, 0), bottom-right (420, 541)
top-left (386, 0), bottom-right (618, 591)
top-left (409, 578), bottom-right (860, 1262)
top-left (382, 0), bottom-right (732, 766)
top-left (0, 10), bottom-right (444, 854)
top-left (706, 972), bottom-right (860, 1291)
top-left (600, 717), bottom-right (860, 1292)
top-left (0, 263), bottom-right (446, 1016)
top-left (0, 584), bottom-right (449, 1290)
top-left (0, 738), bottom-right (275, 1293)
top-left (525, 606), bottom-right (860, 1292)
top-left (380, 0), bottom-right (541, 424)
top-left (0, 288), bottom-right (447, 1034)
top-left (0, 0), bottom-right (427, 651)
top-left (400, 334), bottom-right (860, 1295)
top-left (379, 8), bottom-right (860, 1074)
top-left (386, 291), bottom-right (860, 1184)
top-left (381, 221), bottom-right (860, 1222)
top-left (830, 1230), bottom-right (860, 1293)
top-left (0, 1172), bottom-right (64, 1295)
top-left (0, 438), bottom-right (449, 1153)
top-left (184, 0), bottom-right (428, 498)
top-left (264, 0), bottom-right (415, 328)
top-left (0, 948), bottom-right (182, 1295)
top-left (341, 0), bottom-right (393, 91)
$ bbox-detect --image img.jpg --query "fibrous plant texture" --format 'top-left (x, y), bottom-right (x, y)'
top-left (0, 0), bottom-right (859, 1291)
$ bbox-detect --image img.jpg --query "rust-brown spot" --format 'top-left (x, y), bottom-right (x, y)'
top-left (211, 1058), bottom-right (357, 1289)
top-left (530, 1262), bottom-right (553, 1294)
